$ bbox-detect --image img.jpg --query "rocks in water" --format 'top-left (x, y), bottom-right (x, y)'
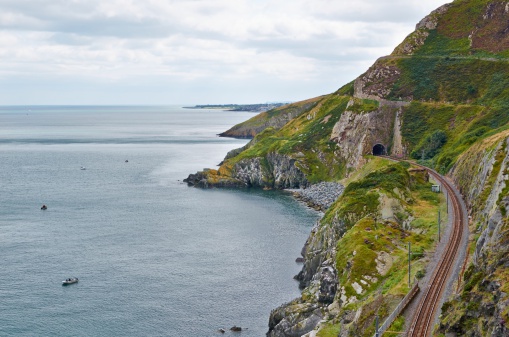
top-left (183, 169), bottom-right (246, 188)
top-left (218, 328), bottom-right (226, 333)
top-left (295, 257), bottom-right (304, 263)
top-left (230, 326), bottom-right (242, 332)
top-left (288, 182), bottom-right (344, 211)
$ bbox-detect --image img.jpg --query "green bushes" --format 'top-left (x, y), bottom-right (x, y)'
top-left (411, 130), bottom-right (448, 160)
top-left (336, 81), bottom-right (354, 96)
top-left (324, 163), bottom-right (412, 228)
top-left (416, 269), bottom-right (426, 279)
top-left (463, 271), bottom-right (485, 292)
top-left (347, 98), bottom-right (379, 114)
top-left (415, 30), bottom-right (470, 56)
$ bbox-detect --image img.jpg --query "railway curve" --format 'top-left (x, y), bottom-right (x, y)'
top-left (381, 157), bottom-right (468, 337)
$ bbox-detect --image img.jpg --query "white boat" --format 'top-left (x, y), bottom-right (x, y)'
top-left (62, 277), bottom-right (79, 285)
top-left (80, 167), bottom-right (86, 170)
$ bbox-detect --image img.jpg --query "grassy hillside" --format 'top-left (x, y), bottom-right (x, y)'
top-left (189, 2), bottom-right (509, 334)
top-left (311, 158), bottom-right (446, 337)
top-left (219, 97), bottom-right (322, 138)
top-left (218, 93), bottom-right (352, 184)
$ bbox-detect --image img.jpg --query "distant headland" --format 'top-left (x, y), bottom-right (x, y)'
top-left (183, 103), bottom-right (290, 113)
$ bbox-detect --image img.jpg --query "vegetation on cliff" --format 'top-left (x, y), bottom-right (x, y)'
top-left (218, 97), bottom-right (322, 138)
top-left (266, 157), bottom-right (447, 337)
top-left (186, 0), bottom-right (509, 335)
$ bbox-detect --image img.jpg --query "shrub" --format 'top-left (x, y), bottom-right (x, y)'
top-left (411, 130), bottom-right (448, 160)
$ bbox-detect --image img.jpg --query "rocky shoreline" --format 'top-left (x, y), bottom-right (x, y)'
top-left (265, 182), bottom-right (344, 337)
top-left (286, 182), bottom-right (344, 212)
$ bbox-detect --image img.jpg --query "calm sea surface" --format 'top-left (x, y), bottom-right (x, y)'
top-left (0, 106), bottom-right (320, 337)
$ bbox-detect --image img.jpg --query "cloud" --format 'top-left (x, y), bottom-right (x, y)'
top-left (0, 0), bottom-right (449, 104)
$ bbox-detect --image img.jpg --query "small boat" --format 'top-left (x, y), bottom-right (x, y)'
top-left (80, 166), bottom-right (86, 170)
top-left (41, 204), bottom-right (47, 210)
top-left (62, 277), bottom-right (79, 285)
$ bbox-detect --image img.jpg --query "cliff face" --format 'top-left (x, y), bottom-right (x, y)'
top-left (268, 216), bottom-right (340, 337)
top-left (267, 162), bottom-right (437, 337)
top-left (185, 93), bottom-right (351, 188)
top-left (231, 153), bottom-right (309, 188)
top-left (330, 99), bottom-right (409, 171)
top-left (185, 1), bottom-right (509, 336)
top-left (184, 152), bottom-right (308, 189)
top-left (438, 131), bottom-right (509, 336)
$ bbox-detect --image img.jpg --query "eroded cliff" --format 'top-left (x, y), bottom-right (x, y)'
top-left (184, 1), bottom-right (509, 336)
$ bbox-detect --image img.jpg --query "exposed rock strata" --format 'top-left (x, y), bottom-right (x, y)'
top-left (185, 153), bottom-right (308, 189)
top-left (439, 133), bottom-right (509, 336)
top-left (268, 218), bottom-right (343, 337)
top-left (183, 2), bottom-right (509, 336)
top-left (235, 153), bottom-right (308, 188)
top-left (353, 65), bottom-right (401, 101)
top-left (330, 100), bottom-right (408, 171)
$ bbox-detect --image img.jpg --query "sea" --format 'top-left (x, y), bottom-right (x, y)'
top-left (0, 106), bottom-right (320, 337)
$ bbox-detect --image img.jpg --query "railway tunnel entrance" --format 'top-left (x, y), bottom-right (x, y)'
top-left (373, 144), bottom-right (386, 156)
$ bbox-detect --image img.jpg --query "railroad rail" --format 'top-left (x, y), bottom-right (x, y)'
top-left (382, 157), bottom-right (465, 337)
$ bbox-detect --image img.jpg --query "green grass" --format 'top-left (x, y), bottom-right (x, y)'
top-left (327, 160), bottom-right (446, 300)
top-left (347, 98), bottom-right (380, 114)
top-left (220, 94), bottom-right (352, 185)
top-left (316, 323), bottom-right (341, 337)
top-left (391, 57), bottom-right (509, 103)
top-left (323, 163), bottom-right (412, 228)
top-left (415, 30), bottom-right (471, 56)
top-left (303, 158), bottom-right (449, 336)
top-left (385, 316), bottom-right (406, 337)
top-left (336, 81), bottom-right (355, 96)
top-left (437, 0), bottom-right (491, 39)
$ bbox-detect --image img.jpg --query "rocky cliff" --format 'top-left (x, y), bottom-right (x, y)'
top-left (185, 1), bottom-right (509, 336)
top-left (438, 131), bottom-right (509, 336)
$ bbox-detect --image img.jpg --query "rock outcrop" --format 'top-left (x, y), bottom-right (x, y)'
top-left (439, 132), bottom-right (509, 336)
top-left (295, 219), bottom-right (344, 290)
top-left (183, 1), bottom-right (509, 335)
top-left (392, 3), bottom-right (452, 56)
top-left (185, 153), bottom-right (308, 189)
top-left (330, 99), bottom-right (408, 170)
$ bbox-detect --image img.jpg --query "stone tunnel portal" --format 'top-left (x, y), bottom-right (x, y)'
top-left (373, 144), bottom-right (386, 156)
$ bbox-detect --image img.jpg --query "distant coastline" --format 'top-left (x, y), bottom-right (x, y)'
top-left (183, 103), bottom-right (290, 113)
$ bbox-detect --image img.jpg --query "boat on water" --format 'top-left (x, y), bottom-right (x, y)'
top-left (62, 277), bottom-right (79, 285)
top-left (80, 166), bottom-right (86, 170)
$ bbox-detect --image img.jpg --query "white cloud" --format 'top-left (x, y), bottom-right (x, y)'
top-left (0, 0), bottom-right (449, 104)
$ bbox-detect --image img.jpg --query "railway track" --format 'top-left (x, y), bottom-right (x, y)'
top-left (383, 158), bottom-right (465, 336)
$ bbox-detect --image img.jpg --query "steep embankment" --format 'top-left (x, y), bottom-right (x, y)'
top-left (185, 1), bottom-right (509, 336)
top-left (438, 131), bottom-right (509, 337)
top-left (268, 159), bottom-right (446, 337)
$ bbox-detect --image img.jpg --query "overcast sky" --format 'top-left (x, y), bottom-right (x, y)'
top-left (0, 0), bottom-right (448, 105)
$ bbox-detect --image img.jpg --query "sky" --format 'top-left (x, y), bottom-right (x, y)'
top-left (0, 0), bottom-right (448, 105)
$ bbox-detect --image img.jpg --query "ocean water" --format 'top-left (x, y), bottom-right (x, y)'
top-left (0, 106), bottom-right (320, 337)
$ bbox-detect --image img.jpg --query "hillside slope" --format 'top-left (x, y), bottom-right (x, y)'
top-left (185, 1), bottom-right (509, 336)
